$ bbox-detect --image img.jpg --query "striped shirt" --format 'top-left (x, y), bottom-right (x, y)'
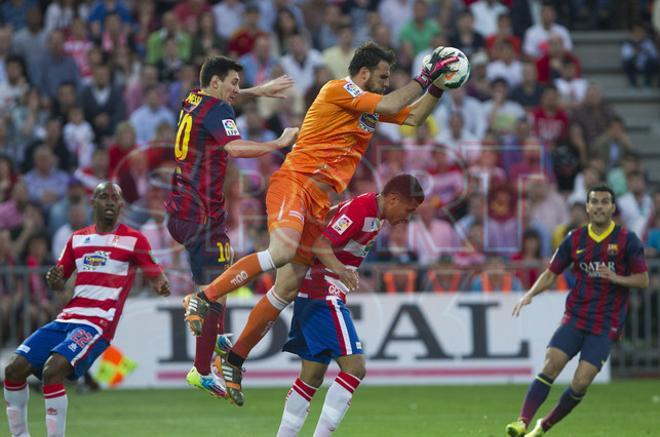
top-left (56, 224), bottom-right (163, 341)
top-left (549, 222), bottom-right (647, 339)
top-left (300, 192), bottom-right (382, 302)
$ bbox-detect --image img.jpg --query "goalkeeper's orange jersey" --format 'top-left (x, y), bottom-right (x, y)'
top-left (279, 77), bottom-right (411, 193)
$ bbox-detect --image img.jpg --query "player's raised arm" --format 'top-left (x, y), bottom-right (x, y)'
top-left (237, 75), bottom-right (294, 101)
top-left (225, 127), bottom-right (299, 158)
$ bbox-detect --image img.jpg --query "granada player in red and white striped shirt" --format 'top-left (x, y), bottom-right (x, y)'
top-left (3, 182), bottom-right (169, 437)
top-left (276, 174), bottom-right (425, 437)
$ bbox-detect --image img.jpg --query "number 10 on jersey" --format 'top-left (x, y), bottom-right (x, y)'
top-left (175, 111), bottom-right (192, 161)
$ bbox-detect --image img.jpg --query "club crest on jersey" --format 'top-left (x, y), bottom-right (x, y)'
top-left (358, 113), bottom-right (379, 133)
top-left (222, 119), bottom-right (240, 136)
top-left (332, 214), bottom-right (353, 235)
top-left (343, 82), bottom-right (362, 97)
top-left (82, 251), bottom-right (110, 270)
top-left (607, 244), bottom-right (618, 255)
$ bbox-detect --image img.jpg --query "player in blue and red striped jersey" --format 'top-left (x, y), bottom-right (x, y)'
top-left (275, 174), bottom-right (424, 437)
top-left (3, 182), bottom-right (170, 437)
top-left (164, 55), bottom-right (298, 398)
top-left (506, 184), bottom-right (649, 437)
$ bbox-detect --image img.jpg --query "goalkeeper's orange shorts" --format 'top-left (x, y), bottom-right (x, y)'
top-left (265, 170), bottom-right (332, 266)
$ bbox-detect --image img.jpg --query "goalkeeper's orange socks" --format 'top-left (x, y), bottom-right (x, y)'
top-left (201, 251), bottom-right (276, 301)
top-left (194, 302), bottom-right (223, 375)
top-left (227, 288), bottom-right (289, 368)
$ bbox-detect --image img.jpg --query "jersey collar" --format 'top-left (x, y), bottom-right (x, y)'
top-left (587, 220), bottom-right (615, 243)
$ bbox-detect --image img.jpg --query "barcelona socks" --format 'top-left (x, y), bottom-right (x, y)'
top-left (519, 373), bottom-right (554, 426)
top-left (541, 387), bottom-right (585, 431)
top-left (4, 379), bottom-right (29, 437)
top-left (194, 301), bottom-right (222, 375)
top-left (313, 372), bottom-right (361, 437)
top-left (202, 251), bottom-right (276, 301)
top-left (228, 288), bottom-right (289, 367)
top-left (276, 378), bottom-right (318, 436)
top-left (43, 384), bottom-right (68, 437)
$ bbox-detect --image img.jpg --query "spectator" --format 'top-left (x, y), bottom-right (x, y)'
top-left (512, 228), bottom-right (544, 288)
top-left (23, 145), bottom-right (69, 208)
top-left (523, 3), bottom-right (573, 58)
top-left (1, 0), bottom-right (38, 31)
top-left (64, 17), bottom-right (94, 84)
top-left (532, 85), bottom-right (569, 149)
top-left (470, 0), bottom-right (509, 37)
top-left (399, 1), bottom-right (441, 56)
top-left (108, 121), bottom-right (137, 171)
top-left (280, 33), bottom-right (323, 94)
top-left (239, 34), bottom-right (277, 88)
top-left (621, 23), bottom-right (658, 87)
top-left (155, 36), bottom-right (183, 83)
top-left (173, 0), bottom-right (210, 25)
top-left (482, 78), bottom-right (525, 134)
top-left (377, 224), bottom-right (420, 293)
top-left (213, 0), bottom-right (245, 40)
top-left (22, 117), bottom-right (73, 173)
top-left (645, 191), bottom-right (660, 258)
top-left (190, 12), bottom-right (226, 67)
top-left (0, 26), bottom-right (11, 84)
top-left (535, 33), bottom-right (581, 85)
top-left (449, 10), bottom-right (486, 58)
top-left (454, 221), bottom-right (487, 268)
top-left (44, 0), bottom-right (81, 34)
top-left (427, 147), bottom-right (465, 208)
top-left (552, 199), bottom-right (588, 250)
top-left (570, 159), bottom-right (605, 204)
top-left (470, 256), bottom-right (523, 292)
top-left (273, 7), bottom-right (302, 56)
top-left (485, 13), bottom-right (521, 58)
top-left (617, 171), bottom-right (653, 237)
top-left (124, 64), bottom-right (160, 115)
top-left (87, 0), bottom-right (133, 38)
top-left (80, 62), bottom-right (126, 142)
top-left (465, 51), bottom-right (492, 101)
top-left (129, 85), bottom-right (176, 145)
top-left (0, 154), bottom-right (17, 203)
top-left (591, 116), bottom-right (633, 170)
top-left (23, 232), bottom-right (56, 331)
top-left (146, 11), bottom-right (191, 65)
top-left (51, 202), bottom-right (88, 260)
top-left (400, 119), bottom-right (437, 172)
top-left (12, 7), bottom-right (48, 86)
top-left (227, 4), bottom-right (267, 58)
top-left (555, 57), bottom-right (588, 108)
top-left (408, 200), bottom-right (458, 266)
top-left (437, 111), bottom-right (480, 161)
top-left (526, 174), bottom-right (569, 236)
top-left (316, 3), bottom-right (344, 51)
top-left (0, 55), bottom-right (29, 114)
top-left (608, 152), bottom-right (641, 197)
top-left (33, 29), bottom-right (80, 100)
top-left (74, 147), bottom-right (110, 195)
top-left (323, 23), bottom-right (356, 80)
top-left (434, 86), bottom-right (487, 139)
top-left (378, 0), bottom-right (414, 45)
top-left (0, 180), bottom-right (30, 231)
top-left (63, 106), bottom-right (96, 169)
top-left (510, 61), bottom-right (544, 110)
top-left (486, 39), bottom-right (523, 88)
top-left (48, 177), bottom-right (89, 236)
top-left (569, 85), bottom-right (617, 157)
top-left (52, 82), bottom-right (78, 121)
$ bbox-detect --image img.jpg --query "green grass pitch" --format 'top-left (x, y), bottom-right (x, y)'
top-left (21, 381), bottom-right (660, 436)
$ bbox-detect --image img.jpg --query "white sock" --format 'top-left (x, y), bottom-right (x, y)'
top-left (257, 250), bottom-right (276, 271)
top-left (313, 372), bottom-right (361, 437)
top-left (4, 380), bottom-right (29, 437)
top-left (277, 378), bottom-right (318, 437)
top-left (43, 384), bottom-right (67, 437)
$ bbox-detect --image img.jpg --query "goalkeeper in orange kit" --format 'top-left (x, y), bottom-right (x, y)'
top-left (185, 42), bottom-right (458, 405)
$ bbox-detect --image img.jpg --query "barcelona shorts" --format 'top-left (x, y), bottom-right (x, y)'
top-left (265, 170), bottom-right (332, 265)
top-left (15, 321), bottom-right (109, 380)
top-left (548, 322), bottom-right (614, 371)
top-left (283, 296), bottom-right (363, 365)
top-left (167, 215), bottom-right (232, 285)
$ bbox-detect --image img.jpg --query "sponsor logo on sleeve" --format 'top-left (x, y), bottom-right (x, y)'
top-left (222, 119), bottom-right (240, 136)
top-left (343, 82), bottom-right (362, 97)
top-left (332, 214), bottom-right (353, 235)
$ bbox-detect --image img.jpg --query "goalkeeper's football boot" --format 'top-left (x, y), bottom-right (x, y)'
top-left (525, 419), bottom-right (545, 437)
top-left (183, 293), bottom-right (209, 336)
top-left (218, 355), bottom-right (245, 406)
top-left (505, 419), bottom-right (527, 437)
top-left (186, 367), bottom-right (227, 399)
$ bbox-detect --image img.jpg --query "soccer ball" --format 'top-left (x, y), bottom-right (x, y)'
top-left (434, 46), bottom-right (470, 89)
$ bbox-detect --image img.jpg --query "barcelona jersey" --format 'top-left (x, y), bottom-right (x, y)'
top-left (549, 222), bottom-right (647, 339)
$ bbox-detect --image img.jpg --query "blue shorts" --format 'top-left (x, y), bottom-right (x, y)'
top-left (283, 296), bottom-right (363, 365)
top-left (167, 215), bottom-right (232, 285)
top-left (16, 321), bottom-right (109, 380)
top-left (548, 322), bottom-right (613, 371)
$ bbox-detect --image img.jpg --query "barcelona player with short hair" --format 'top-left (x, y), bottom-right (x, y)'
top-left (506, 184), bottom-right (649, 437)
top-left (164, 56), bottom-right (298, 398)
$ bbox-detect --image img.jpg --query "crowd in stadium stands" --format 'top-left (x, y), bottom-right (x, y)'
top-left (1, 0), bottom-right (660, 343)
